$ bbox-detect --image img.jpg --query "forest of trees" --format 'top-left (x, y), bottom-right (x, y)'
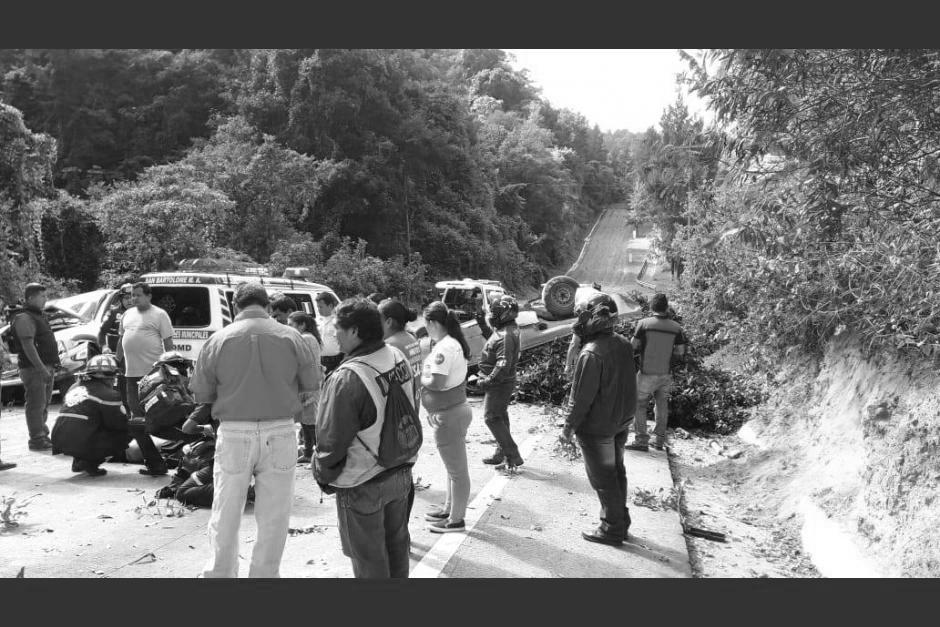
top-left (0, 49), bottom-right (638, 304)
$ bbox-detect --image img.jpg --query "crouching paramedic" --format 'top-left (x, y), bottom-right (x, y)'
top-left (477, 294), bottom-right (524, 469)
top-left (51, 355), bottom-right (131, 477)
top-left (314, 298), bottom-right (418, 579)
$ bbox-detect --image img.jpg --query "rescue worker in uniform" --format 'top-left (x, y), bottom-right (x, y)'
top-left (561, 293), bottom-right (637, 546)
top-left (97, 283), bottom-right (134, 410)
top-left (50, 354), bottom-right (131, 477)
top-left (477, 294), bottom-right (524, 470)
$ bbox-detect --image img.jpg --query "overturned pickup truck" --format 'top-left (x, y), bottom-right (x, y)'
top-left (408, 276), bottom-right (642, 371)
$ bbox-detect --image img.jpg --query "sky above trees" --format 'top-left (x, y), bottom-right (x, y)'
top-left (503, 49), bottom-right (711, 133)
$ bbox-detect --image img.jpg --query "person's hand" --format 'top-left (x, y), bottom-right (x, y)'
top-left (42, 365), bottom-right (55, 381)
top-left (561, 424), bottom-right (575, 443)
top-left (427, 413), bottom-right (441, 428)
top-left (180, 418), bottom-right (199, 435)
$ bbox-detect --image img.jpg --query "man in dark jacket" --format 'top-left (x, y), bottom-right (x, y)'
top-left (561, 292), bottom-right (637, 546)
top-left (477, 294), bottom-right (524, 469)
top-left (314, 298), bottom-right (416, 578)
top-left (51, 354), bottom-right (131, 476)
top-left (13, 283), bottom-right (61, 451)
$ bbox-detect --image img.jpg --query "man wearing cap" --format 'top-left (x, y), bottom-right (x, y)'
top-left (12, 283), bottom-right (60, 451)
top-left (190, 281), bottom-right (319, 578)
top-left (98, 282), bottom-right (135, 409)
top-left (50, 354), bottom-right (131, 477)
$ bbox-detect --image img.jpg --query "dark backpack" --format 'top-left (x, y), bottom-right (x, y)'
top-left (344, 357), bottom-right (423, 469)
top-left (138, 361), bottom-right (196, 429)
top-left (2, 307), bottom-right (25, 355)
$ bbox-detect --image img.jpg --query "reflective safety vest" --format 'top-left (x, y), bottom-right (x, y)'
top-left (330, 345), bottom-right (412, 488)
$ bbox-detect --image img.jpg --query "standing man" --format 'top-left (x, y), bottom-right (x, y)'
top-left (314, 298), bottom-right (416, 578)
top-left (478, 294), bottom-right (524, 469)
top-left (98, 282), bottom-right (134, 410)
top-left (561, 292), bottom-right (637, 546)
top-left (315, 292), bottom-right (343, 376)
top-left (270, 294), bottom-right (297, 325)
top-left (190, 282), bottom-right (319, 578)
top-left (626, 293), bottom-right (687, 452)
top-left (12, 283), bottom-right (60, 451)
top-left (116, 281), bottom-right (175, 475)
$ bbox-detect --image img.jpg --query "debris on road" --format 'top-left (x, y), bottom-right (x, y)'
top-left (129, 552), bottom-right (158, 565)
top-left (684, 525), bottom-right (728, 543)
top-left (551, 435), bottom-right (581, 461)
top-left (16, 567), bottom-right (24, 578)
top-left (632, 486), bottom-right (679, 511)
top-left (288, 525), bottom-right (326, 536)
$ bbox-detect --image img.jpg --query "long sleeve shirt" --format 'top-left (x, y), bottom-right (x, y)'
top-left (190, 307), bottom-right (319, 421)
top-left (565, 333), bottom-right (637, 436)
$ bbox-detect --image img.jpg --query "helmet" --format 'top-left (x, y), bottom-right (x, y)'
top-left (155, 350), bottom-right (192, 370)
top-left (84, 354), bottom-right (119, 378)
top-left (118, 283), bottom-right (134, 296)
top-left (572, 292), bottom-right (618, 338)
top-left (488, 294), bottom-right (519, 327)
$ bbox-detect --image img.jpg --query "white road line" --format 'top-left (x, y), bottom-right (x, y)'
top-left (411, 431), bottom-right (546, 578)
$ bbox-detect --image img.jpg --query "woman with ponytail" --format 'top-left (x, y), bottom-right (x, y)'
top-left (419, 301), bottom-right (472, 534)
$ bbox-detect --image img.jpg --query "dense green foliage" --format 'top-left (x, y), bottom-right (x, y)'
top-left (1, 49), bottom-right (624, 305)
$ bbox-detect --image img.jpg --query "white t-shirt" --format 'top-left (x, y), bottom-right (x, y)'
top-left (423, 335), bottom-right (467, 390)
top-left (119, 305), bottom-right (174, 377)
top-left (320, 315), bottom-right (341, 357)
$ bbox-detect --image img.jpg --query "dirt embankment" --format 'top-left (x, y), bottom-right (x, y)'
top-left (686, 335), bottom-right (940, 577)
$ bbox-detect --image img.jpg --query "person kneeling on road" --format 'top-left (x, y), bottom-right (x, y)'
top-left (561, 292), bottom-right (637, 546)
top-left (476, 294), bottom-right (524, 470)
top-left (50, 354), bottom-right (132, 477)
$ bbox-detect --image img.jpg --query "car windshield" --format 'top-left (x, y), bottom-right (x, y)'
top-left (47, 292), bottom-right (103, 322)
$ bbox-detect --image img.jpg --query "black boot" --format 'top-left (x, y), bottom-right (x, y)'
top-left (482, 448), bottom-right (504, 465)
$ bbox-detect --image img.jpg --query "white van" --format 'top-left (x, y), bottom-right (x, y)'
top-left (139, 271), bottom-right (340, 363)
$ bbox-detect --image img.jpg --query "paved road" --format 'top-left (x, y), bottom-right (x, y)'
top-left (1, 398), bottom-right (688, 578)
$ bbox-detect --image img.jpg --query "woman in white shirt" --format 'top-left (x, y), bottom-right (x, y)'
top-left (419, 301), bottom-right (472, 534)
top-left (316, 292), bottom-right (343, 376)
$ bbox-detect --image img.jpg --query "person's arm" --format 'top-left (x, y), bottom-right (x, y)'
top-left (313, 371), bottom-right (374, 486)
top-left (421, 371), bottom-right (450, 391)
top-left (115, 314), bottom-right (126, 366)
top-left (160, 310), bottom-right (175, 352)
top-left (563, 351), bottom-right (601, 437)
top-left (13, 315), bottom-right (50, 377)
top-left (97, 309), bottom-right (113, 350)
top-left (99, 400), bottom-right (129, 431)
top-left (189, 342), bottom-right (218, 405)
top-left (564, 334), bottom-right (581, 376)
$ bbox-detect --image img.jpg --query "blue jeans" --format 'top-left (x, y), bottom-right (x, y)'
top-left (576, 429), bottom-right (630, 539)
top-left (202, 418), bottom-right (296, 578)
top-left (19, 366), bottom-right (54, 443)
top-left (335, 465), bottom-right (412, 579)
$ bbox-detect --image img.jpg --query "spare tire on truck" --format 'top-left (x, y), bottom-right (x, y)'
top-left (542, 275), bottom-right (580, 318)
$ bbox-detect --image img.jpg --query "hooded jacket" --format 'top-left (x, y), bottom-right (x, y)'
top-left (564, 332), bottom-right (637, 436)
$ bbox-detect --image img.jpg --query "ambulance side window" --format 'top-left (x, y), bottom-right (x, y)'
top-left (150, 287), bottom-right (212, 328)
top-left (284, 292), bottom-right (315, 315)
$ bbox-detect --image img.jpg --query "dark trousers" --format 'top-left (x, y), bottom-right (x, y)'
top-left (116, 373), bottom-right (129, 415)
top-left (125, 375), bottom-right (163, 468)
top-left (335, 465), bottom-right (412, 579)
top-left (300, 424), bottom-right (316, 457)
top-left (19, 365), bottom-right (54, 443)
top-left (483, 381), bottom-right (520, 460)
top-left (576, 429), bottom-right (630, 540)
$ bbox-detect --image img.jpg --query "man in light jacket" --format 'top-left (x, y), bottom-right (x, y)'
top-left (190, 282), bottom-right (319, 578)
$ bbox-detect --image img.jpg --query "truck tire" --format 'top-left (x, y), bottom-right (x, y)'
top-left (542, 275), bottom-right (580, 318)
